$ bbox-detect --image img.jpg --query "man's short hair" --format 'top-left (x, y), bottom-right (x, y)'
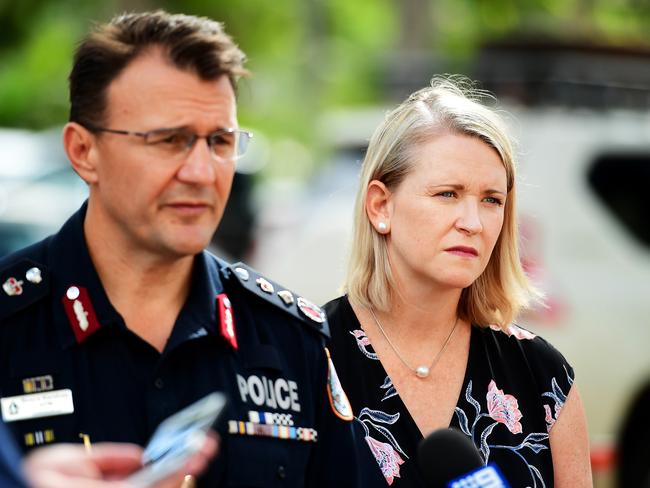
top-left (69, 10), bottom-right (248, 127)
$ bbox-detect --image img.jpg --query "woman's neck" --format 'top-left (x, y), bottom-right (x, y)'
top-left (381, 283), bottom-right (462, 341)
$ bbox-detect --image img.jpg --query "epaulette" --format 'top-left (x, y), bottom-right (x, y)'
top-left (0, 259), bottom-right (50, 321)
top-left (223, 262), bottom-right (330, 339)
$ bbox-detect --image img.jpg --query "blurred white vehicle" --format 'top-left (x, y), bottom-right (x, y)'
top-left (0, 128), bottom-right (88, 256)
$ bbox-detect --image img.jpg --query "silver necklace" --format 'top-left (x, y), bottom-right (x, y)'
top-left (369, 308), bottom-right (459, 379)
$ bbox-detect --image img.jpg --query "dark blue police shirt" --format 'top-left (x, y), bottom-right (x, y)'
top-left (0, 203), bottom-right (376, 487)
top-left (0, 420), bottom-right (26, 488)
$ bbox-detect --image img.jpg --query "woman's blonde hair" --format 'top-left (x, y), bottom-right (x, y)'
top-left (343, 76), bottom-right (539, 328)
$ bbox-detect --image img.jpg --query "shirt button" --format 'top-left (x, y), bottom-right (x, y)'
top-left (154, 378), bottom-right (164, 389)
top-left (276, 465), bottom-right (286, 479)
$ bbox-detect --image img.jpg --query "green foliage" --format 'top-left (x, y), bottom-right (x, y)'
top-left (319, 0), bottom-right (397, 106)
top-left (0, 0), bottom-right (115, 128)
top-left (1, 0), bottom-right (650, 145)
top-left (0, 17), bottom-right (74, 127)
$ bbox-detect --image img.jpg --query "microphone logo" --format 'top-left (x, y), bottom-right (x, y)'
top-left (448, 463), bottom-right (510, 488)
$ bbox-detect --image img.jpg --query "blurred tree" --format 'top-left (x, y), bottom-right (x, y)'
top-left (0, 0), bottom-right (123, 127)
top-left (1, 0), bottom-right (650, 147)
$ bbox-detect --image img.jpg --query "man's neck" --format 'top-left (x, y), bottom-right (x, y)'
top-left (83, 211), bottom-right (196, 352)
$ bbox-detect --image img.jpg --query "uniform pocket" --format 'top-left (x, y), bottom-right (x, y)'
top-left (225, 435), bottom-right (311, 487)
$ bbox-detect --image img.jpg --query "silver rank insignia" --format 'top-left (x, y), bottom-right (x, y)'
top-left (234, 267), bottom-right (250, 281)
top-left (25, 267), bottom-right (42, 284)
top-left (256, 277), bottom-right (274, 294)
top-left (277, 290), bottom-right (294, 306)
top-left (3, 277), bottom-right (24, 296)
top-left (297, 297), bottom-right (325, 324)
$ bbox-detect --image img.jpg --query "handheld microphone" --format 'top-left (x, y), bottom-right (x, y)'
top-left (417, 428), bottom-right (510, 488)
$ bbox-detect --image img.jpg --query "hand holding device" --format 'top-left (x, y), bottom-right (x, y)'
top-left (127, 392), bottom-right (226, 487)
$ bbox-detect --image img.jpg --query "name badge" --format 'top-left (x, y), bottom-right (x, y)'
top-left (1, 389), bottom-right (74, 423)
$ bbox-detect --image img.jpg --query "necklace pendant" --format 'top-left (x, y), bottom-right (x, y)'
top-left (415, 366), bottom-right (430, 378)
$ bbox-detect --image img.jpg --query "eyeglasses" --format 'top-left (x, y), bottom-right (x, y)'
top-left (84, 124), bottom-right (252, 162)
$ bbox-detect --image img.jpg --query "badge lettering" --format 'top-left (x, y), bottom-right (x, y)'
top-left (275, 379), bottom-right (290, 410)
top-left (237, 374), bottom-right (301, 412)
top-left (289, 381), bottom-right (300, 412)
top-left (248, 376), bottom-right (265, 405)
top-left (262, 376), bottom-right (277, 409)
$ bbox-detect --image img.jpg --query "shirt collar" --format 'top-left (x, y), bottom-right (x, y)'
top-left (163, 251), bottom-right (224, 352)
top-left (48, 202), bottom-right (121, 349)
top-left (48, 201), bottom-right (226, 350)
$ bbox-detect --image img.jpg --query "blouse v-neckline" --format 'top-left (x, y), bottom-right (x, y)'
top-left (349, 297), bottom-right (477, 439)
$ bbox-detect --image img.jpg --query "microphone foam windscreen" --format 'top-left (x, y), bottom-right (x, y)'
top-left (417, 428), bottom-right (484, 487)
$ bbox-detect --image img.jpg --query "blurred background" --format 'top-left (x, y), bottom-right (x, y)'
top-left (2, 1), bottom-right (650, 486)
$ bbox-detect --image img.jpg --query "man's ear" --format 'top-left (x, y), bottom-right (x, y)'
top-left (365, 179), bottom-right (393, 234)
top-left (63, 122), bottom-right (99, 184)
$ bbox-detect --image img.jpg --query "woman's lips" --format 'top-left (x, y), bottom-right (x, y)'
top-left (445, 246), bottom-right (479, 257)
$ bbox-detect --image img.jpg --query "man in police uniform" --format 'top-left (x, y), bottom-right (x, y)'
top-left (0, 11), bottom-right (378, 487)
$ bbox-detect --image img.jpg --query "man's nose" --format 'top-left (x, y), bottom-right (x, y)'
top-left (176, 137), bottom-right (218, 185)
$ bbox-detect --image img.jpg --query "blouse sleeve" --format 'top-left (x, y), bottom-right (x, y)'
top-left (511, 325), bottom-right (575, 432)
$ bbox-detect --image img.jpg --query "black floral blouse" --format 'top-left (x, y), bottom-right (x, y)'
top-left (324, 296), bottom-right (574, 488)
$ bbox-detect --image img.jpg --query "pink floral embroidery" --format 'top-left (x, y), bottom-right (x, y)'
top-left (507, 325), bottom-right (536, 340)
top-left (351, 329), bottom-right (371, 346)
top-left (489, 324), bottom-right (536, 340)
top-left (365, 436), bottom-right (405, 485)
top-left (544, 402), bottom-right (563, 431)
top-left (544, 404), bottom-right (554, 431)
top-left (486, 380), bottom-right (523, 434)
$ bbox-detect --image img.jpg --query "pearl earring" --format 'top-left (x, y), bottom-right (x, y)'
top-left (378, 222), bottom-right (387, 232)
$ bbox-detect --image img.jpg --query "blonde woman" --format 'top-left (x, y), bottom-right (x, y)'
top-left (324, 78), bottom-right (592, 487)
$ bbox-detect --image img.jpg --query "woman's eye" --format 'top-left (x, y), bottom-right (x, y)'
top-left (484, 196), bottom-right (503, 206)
top-left (438, 191), bottom-right (455, 198)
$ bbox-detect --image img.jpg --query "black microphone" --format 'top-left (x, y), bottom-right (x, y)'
top-left (417, 428), bottom-right (509, 487)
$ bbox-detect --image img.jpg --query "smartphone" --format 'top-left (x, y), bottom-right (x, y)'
top-left (127, 392), bottom-right (227, 487)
